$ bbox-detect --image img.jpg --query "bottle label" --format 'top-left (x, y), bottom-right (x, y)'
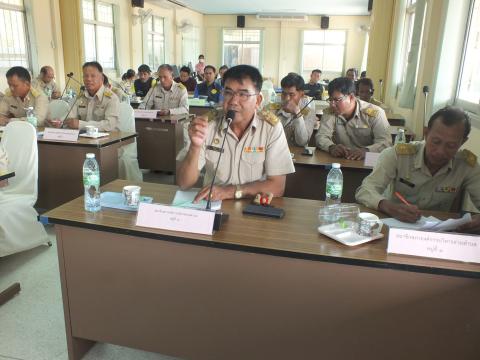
top-left (83, 174), bottom-right (99, 186)
top-left (326, 183), bottom-right (342, 199)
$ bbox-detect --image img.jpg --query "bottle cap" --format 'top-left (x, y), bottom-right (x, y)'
top-left (86, 153), bottom-right (95, 159)
top-left (332, 163), bottom-right (341, 169)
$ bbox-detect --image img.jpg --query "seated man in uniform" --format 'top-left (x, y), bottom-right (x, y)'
top-left (32, 65), bottom-right (61, 99)
top-left (0, 66), bottom-right (48, 126)
top-left (215, 65), bottom-right (229, 89)
top-left (356, 107), bottom-right (480, 233)
top-left (52, 61), bottom-right (120, 131)
top-left (194, 65), bottom-right (223, 103)
top-left (177, 64), bottom-right (295, 202)
top-left (303, 69), bottom-right (324, 100)
top-left (141, 64), bottom-right (189, 115)
top-left (356, 78), bottom-right (382, 106)
top-left (134, 64), bottom-right (156, 98)
top-left (346, 68), bottom-right (358, 82)
top-left (174, 66), bottom-right (197, 92)
top-left (315, 77), bottom-right (391, 160)
top-left (269, 72), bottom-right (316, 147)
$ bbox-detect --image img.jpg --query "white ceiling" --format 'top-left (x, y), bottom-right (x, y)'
top-left (152, 0), bottom-right (371, 16)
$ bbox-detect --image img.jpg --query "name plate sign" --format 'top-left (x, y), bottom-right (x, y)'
top-left (136, 203), bottom-right (215, 235)
top-left (388, 228), bottom-right (480, 264)
top-left (43, 128), bottom-right (79, 142)
top-left (134, 109), bottom-right (159, 119)
top-left (364, 152), bottom-right (380, 167)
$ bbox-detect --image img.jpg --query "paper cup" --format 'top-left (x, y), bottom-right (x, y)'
top-left (123, 185), bottom-right (141, 207)
top-left (357, 212), bottom-right (383, 237)
top-left (86, 126), bottom-right (98, 136)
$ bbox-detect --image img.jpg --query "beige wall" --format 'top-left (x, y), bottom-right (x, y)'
top-left (203, 15), bottom-right (370, 85)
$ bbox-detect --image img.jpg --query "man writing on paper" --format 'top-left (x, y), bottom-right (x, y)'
top-left (177, 65), bottom-right (295, 202)
top-left (140, 64), bottom-right (189, 115)
top-left (52, 61), bottom-right (119, 131)
top-left (0, 66), bottom-right (48, 126)
top-left (356, 107), bottom-right (480, 233)
top-left (269, 72), bottom-right (316, 147)
top-left (316, 77), bottom-right (391, 160)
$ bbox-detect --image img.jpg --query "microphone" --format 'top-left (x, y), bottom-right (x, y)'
top-left (205, 109), bottom-right (236, 211)
top-left (61, 72), bottom-right (83, 98)
top-left (61, 85), bottom-right (86, 127)
top-left (379, 79), bottom-right (384, 102)
top-left (140, 78), bottom-right (160, 111)
top-left (422, 85), bottom-right (430, 137)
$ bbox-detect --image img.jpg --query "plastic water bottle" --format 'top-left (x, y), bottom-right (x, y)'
top-left (325, 163), bottom-right (343, 206)
top-left (83, 153), bottom-right (101, 212)
top-left (25, 107), bottom-right (37, 127)
top-left (395, 128), bottom-right (406, 144)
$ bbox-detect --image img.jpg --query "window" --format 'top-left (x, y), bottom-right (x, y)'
top-left (82, 0), bottom-right (115, 69)
top-left (182, 26), bottom-right (199, 67)
top-left (0, 0), bottom-right (30, 68)
top-left (222, 29), bottom-right (262, 68)
top-left (399, 0), bottom-right (417, 86)
top-left (456, 0), bottom-right (480, 114)
top-left (144, 15), bottom-right (165, 70)
top-left (301, 30), bottom-right (346, 80)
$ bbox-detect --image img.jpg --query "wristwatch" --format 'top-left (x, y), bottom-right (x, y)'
top-left (234, 185), bottom-right (243, 199)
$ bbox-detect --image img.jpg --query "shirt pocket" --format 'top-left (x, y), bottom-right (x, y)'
top-left (93, 105), bottom-right (105, 119)
top-left (240, 151), bottom-right (265, 183)
top-left (77, 105), bottom-right (87, 119)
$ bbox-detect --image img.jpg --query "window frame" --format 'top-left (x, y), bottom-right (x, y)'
top-left (82, 0), bottom-right (116, 70)
top-left (398, 0), bottom-right (417, 89)
top-left (221, 28), bottom-right (264, 70)
top-left (181, 25), bottom-right (199, 67)
top-left (143, 15), bottom-right (165, 70)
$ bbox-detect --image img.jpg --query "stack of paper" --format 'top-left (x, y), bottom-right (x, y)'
top-left (172, 190), bottom-right (221, 211)
top-left (383, 213), bottom-right (472, 232)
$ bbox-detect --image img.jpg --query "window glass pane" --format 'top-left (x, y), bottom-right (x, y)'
top-left (324, 30), bottom-right (346, 44)
top-left (224, 44), bottom-right (241, 67)
top-left (96, 2), bottom-right (113, 24)
top-left (153, 16), bottom-right (162, 32)
top-left (0, 6), bottom-right (29, 68)
top-left (458, 0), bottom-right (480, 104)
top-left (223, 29), bottom-right (262, 68)
top-left (240, 43), bottom-right (260, 66)
top-left (146, 16), bottom-right (152, 32)
top-left (182, 26), bottom-right (199, 66)
top-left (243, 29), bottom-right (260, 42)
top-left (0, 0), bottom-right (23, 6)
top-left (223, 29), bottom-right (242, 42)
top-left (83, 23), bottom-right (96, 62)
top-left (303, 30), bottom-right (323, 43)
top-left (82, 0), bottom-right (94, 21)
top-left (96, 25), bottom-right (114, 68)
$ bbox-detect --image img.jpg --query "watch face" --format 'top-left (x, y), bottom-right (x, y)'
top-left (235, 190), bottom-right (242, 199)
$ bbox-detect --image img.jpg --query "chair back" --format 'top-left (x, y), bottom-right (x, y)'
top-left (47, 99), bottom-right (70, 120)
top-left (118, 102), bottom-right (135, 132)
top-left (0, 121), bottom-right (38, 204)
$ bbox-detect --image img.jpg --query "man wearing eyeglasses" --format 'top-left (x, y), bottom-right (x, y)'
top-left (177, 65), bottom-right (295, 202)
top-left (315, 77), bottom-right (391, 160)
top-left (269, 72), bottom-right (316, 147)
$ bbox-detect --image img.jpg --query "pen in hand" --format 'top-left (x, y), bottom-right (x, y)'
top-left (394, 191), bottom-right (411, 206)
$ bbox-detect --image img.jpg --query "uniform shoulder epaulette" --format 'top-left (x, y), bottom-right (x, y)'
top-left (322, 107), bottom-right (334, 115)
top-left (370, 98), bottom-right (383, 106)
top-left (30, 87), bottom-right (40, 98)
top-left (4, 89), bottom-right (12, 97)
top-left (177, 82), bottom-right (186, 90)
top-left (361, 106), bottom-right (378, 117)
top-left (268, 102), bottom-right (281, 111)
top-left (395, 143), bottom-right (417, 155)
top-left (259, 109), bottom-right (279, 126)
top-left (461, 149), bottom-right (477, 167)
top-left (104, 90), bottom-right (113, 97)
top-left (300, 107), bottom-right (310, 116)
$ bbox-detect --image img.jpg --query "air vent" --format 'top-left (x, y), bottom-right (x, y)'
top-left (256, 14), bottom-right (308, 21)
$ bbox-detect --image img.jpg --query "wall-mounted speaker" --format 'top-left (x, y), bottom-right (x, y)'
top-left (321, 16), bottom-right (329, 29)
top-left (368, 0), bottom-right (373, 12)
top-left (132, 0), bottom-right (144, 8)
top-left (237, 15), bottom-right (245, 28)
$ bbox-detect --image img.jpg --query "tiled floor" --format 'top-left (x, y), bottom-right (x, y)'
top-left (0, 171), bottom-right (181, 360)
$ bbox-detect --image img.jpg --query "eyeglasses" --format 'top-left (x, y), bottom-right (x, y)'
top-left (222, 89), bottom-right (258, 102)
top-left (327, 95), bottom-right (347, 104)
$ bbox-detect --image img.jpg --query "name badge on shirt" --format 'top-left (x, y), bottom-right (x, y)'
top-left (206, 145), bottom-right (224, 153)
top-left (399, 178), bottom-right (415, 188)
top-left (155, 95), bottom-right (163, 99)
top-left (436, 186), bottom-right (457, 193)
top-left (79, 105), bottom-right (87, 108)
top-left (10, 105), bottom-right (17, 109)
top-left (244, 146), bottom-right (265, 153)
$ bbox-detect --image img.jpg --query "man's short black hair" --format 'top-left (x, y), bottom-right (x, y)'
top-left (346, 68), bottom-right (358, 77)
top-left (280, 72), bottom-right (305, 91)
top-left (138, 64), bottom-right (152, 73)
top-left (219, 65), bottom-right (229, 72)
top-left (198, 54), bottom-right (204, 59)
top-left (204, 65), bottom-right (216, 73)
top-left (222, 65), bottom-right (263, 92)
top-left (83, 61), bottom-right (103, 73)
top-left (427, 106), bottom-right (471, 139)
top-left (6, 66), bottom-right (31, 82)
top-left (103, 74), bottom-right (109, 86)
top-left (180, 66), bottom-right (190, 74)
top-left (357, 78), bottom-right (374, 91)
top-left (311, 69), bottom-right (322, 75)
top-left (360, 70), bottom-right (367, 78)
top-left (327, 77), bottom-right (356, 96)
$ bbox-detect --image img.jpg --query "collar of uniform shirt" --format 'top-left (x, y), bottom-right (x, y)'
top-left (85, 84), bottom-right (105, 101)
top-left (217, 112), bottom-right (258, 135)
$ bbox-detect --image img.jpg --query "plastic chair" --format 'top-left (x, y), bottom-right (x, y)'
top-left (0, 122), bottom-right (48, 257)
top-left (118, 102), bottom-right (143, 182)
top-left (47, 99), bottom-right (70, 120)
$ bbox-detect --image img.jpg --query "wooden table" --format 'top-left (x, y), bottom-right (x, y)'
top-left (386, 112), bottom-right (406, 126)
top-left (285, 147), bottom-right (372, 202)
top-left (37, 131), bottom-right (136, 211)
top-left (135, 114), bottom-right (192, 173)
top-left (44, 180), bottom-right (480, 360)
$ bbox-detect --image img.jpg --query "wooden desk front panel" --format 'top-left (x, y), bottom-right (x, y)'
top-left (57, 225), bottom-right (480, 360)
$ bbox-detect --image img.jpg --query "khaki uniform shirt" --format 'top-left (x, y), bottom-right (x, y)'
top-left (141, 82), bottom-right (189, 115)
top-left (70, 85), bottom-right (120, 131)
top-left (269, 96), bottom-right (316, 147)
top-left (316, 99), bottom-right (392, 152)
top-left (355, 141), bottom-right (480, 212)
top-left (196, 109), bottom-right (295, 186)
top-left (0, 88), bottom-right (48, 126)
top-left (32, 76), bottom-right (60, 96)
top-left (0, 145), bottom-right (8, 175)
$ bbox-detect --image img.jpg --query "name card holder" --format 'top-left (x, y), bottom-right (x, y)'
top-left (387, 228), bottom-right (480, 264)
top-left (134, 109), bottom-right (159, 119)
top-left (136, 203), bottom-right (215, 235)
top-left (364, 152), bottom-right (380, 167)
top-left (43, 128), bottom-right (79, 142)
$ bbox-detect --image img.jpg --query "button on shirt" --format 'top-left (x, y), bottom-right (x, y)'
top-left (197, 110), bottom-right (295, 186)
top-left (0, 88), bottom-right (48, 126)
top-left (141, 82), bottom-right (189, 115)
top-left (32, 76), bottom-right (60, 96)
top-left (70, 85), bottom-right (120, 131)
top-left (355, 141), bottom-right (480, 212)
top-left (316, 99), bottom-right (392, 152)
top-left (274, 96), bottom-right (316, 147)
